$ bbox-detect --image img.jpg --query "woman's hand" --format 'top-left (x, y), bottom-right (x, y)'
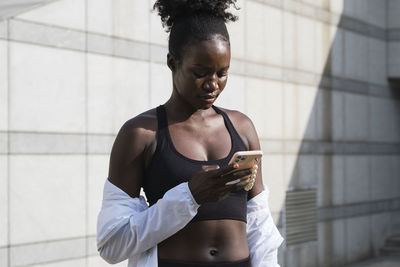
top-left (188, 163), bottom-right (251, 204)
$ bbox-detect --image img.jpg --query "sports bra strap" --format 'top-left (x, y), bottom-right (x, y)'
top-left (212, 105), bottom-right (237, 137)
top-left (156, 105), bottom-right (168, 130)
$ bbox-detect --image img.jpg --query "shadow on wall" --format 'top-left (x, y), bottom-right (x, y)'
top-left (279, 2), bottom-right (400, 267)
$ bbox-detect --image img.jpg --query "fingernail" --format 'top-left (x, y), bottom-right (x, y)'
top-left (226, 178), bottom-right (240, 185)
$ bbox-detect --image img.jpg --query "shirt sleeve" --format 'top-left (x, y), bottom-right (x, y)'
top-left (97, 179), bottom-right (200, 264)
top-left (246, 186), bottom-right (284, 267)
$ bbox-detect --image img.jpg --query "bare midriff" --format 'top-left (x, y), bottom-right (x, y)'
top-left (157, 219), bottom-right (249, 263)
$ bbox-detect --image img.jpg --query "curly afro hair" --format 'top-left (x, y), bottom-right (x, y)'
top-left (153, 0), bottom-right (239, 59)
top-left (153, 0), bottom-right (238, 31)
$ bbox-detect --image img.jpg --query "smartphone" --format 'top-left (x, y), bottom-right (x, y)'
top-left (228, 150), bottom-right (263, 170)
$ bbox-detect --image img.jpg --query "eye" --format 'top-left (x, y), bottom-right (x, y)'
top-left (193, 71), bottom-right (207, 78)
top-left (217, 71), bottom-right (228, 78)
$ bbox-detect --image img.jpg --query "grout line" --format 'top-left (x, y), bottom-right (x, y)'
top-left (6, 18), bottom-right (10, 267)
top-left (2, 131), bottom-right (400, 145)
top-left (9, 235), bottom-right (95, 248)
top-left (2, 130), bottom-right (117, 136)
top-left (84, 0), bottom-right (89, 265)
top-left (12, 255), bottom-right (87, 267)
top-left (148, 0), bottom-right (152, 110)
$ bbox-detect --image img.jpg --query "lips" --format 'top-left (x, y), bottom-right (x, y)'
top-left (199, 94), bottom-right (217, 104)
top-left (199, 94), bottom-right (217, 99)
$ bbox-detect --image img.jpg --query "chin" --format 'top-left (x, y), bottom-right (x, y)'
top-left (198, 101), bottom-right (215, 110)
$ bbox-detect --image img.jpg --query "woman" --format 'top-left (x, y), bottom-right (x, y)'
top-left (97, 1), bottom-right (283, 266)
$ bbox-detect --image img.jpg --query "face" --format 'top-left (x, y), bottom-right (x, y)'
top-left (169, 37), bottom-right (231, 110)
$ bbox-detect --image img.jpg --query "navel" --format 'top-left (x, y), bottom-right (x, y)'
top-left (209, 248), bottom-right (219, 256)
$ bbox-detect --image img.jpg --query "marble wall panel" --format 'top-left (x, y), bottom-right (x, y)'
top-left (216, 74), bottom-right (246, 113)
top-left (370, 156), bottom-right (396, 201)
top-left (368, 38), bottom-right (387, 86)
top-left (345, 216), bottom-right (371, 263)
top-left (9, 19), bottom-right (85, 52)
top-left (88, 0), bottom-right (150, 42)
top-left (283, 83), bottom-right (297, 140)
top-left (30, 258), bottom-right (86, 267)
top-left (262, 154), bottom-right (285, 214)
top-left (16, 0), bottom-right (85, 31)
top-left (296, 155), bottom-right (318, 188)
top-left (343, 0), bottom-right (369, 27)
top-left (344, 31), bottom-right (369, 82)
top-left (149, 0), bottom-right (169, 46)
top-left (245, 1), bottom-right (266, 63)
top-left (0, 156), bottom-right (7, 247)
top-left (88, 155), bottom-right (110, 236)
top-left (285, 243), bottom-right (318, 267)
top-left (296, 16), bottom-right (316, 73)
top-left (0, 247), bottom-right (8, 267)
top-left (315, 21), bottom-right (331, 75)
top-left (297, 85), bottom-right (318, 140)
top-left (317, 219), bottom-right (346, 267)
top-left (9, 155), bottom-right (86, 244)
top-left (88, 255), bottom-right (127, 267)
top-left (9, 42), bottom-right (85, 133)
top-left (370, 97), bottom-right (400, 143)
top-left (0, 40), bottom-right (7, 131)
top-left (283, 11), bottom-right (296, 69)
top-left (388, 42), bottom-right (400, 78)
top-left (263, 80), bottom-right (284, 139)
top-left (365, 0), bottom-right (387, 29)
top-left (388, 0), bottom-right (400, 29)
top-left (0, 20), bottom-right (7, 39)
top-left (226, 0), bottom-right (245, 59)
top-left (87, 54), bottom-right (150, 134)
top-left (330, 26), bottom-right (344, 78)
top-left (371, 212), bottom-right (392, 255)
top-left (149, 62), bottom-right (172, 108)
top-left (317, 155), bottom-right (345, 207)
top-left (264, 5), bottom-right (283, 66)
top-left (343, 93), bottom-right (369, 141)
top-left (245, 78), bottom-right (267, 138)
top-left (343, 156), bottom-right (370, 204)
top-left (10, 238), bottom-right (86, 266)
top-left (330, 0), bottom-right (344, 15)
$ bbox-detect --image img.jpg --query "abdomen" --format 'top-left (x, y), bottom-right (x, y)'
top-left (158, 219), bottom-right (249, 263)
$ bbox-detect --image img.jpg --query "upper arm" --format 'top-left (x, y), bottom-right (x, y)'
top-left (108, 113), bottom-right (157, 198)
top-left (224, 110), bottom-right (264, 199)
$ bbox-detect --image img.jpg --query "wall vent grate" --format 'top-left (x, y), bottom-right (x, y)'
top-left (285, 189), bottom-right (317, 245)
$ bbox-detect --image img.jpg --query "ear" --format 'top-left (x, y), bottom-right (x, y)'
top-left (167, 53), bottom-right (177, 72)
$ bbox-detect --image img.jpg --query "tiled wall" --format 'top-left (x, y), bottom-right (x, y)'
top-left (0, 0), bottom-right (399, 267)
top-left (388, 0), bottom-right (400, 77)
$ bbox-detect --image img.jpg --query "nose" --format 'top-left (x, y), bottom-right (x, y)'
top-left (203, 74), bottom-right (219, 92)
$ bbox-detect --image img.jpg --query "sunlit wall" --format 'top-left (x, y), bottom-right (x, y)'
top-left (0, 0), bottom-right (399, 267)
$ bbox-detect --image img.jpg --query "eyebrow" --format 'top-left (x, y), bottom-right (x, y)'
top-left (192, 64), bottom-right (230, 69)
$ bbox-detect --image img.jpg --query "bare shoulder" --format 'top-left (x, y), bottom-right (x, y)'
top-left (119, 108), bottom-right (158, 143)
top-left (108, 108), bottom-right (158, 197)
top-left (216, 107), bottom-right (259, 151)
top-left (218, 107), bottom-right (253, 127)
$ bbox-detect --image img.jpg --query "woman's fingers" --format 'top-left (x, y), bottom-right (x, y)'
top-left (201, 164), bottom-right (220, 172)
top-left (220, 168), bottom-right (252, 183)
top-left (212, 163), bottom-right (239, 177)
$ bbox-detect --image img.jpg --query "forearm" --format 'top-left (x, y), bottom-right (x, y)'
top-left (97, 180), bottom-right (200, 264)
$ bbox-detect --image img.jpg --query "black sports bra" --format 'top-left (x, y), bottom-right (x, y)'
top-left (142, 105), bottom-right (248, 222)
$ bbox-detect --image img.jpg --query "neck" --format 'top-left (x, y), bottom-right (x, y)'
top-left (165, 91), bottom-right (214, 123)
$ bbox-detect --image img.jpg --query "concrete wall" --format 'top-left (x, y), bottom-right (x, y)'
top-left (0, 0), bottom-right (399, 266)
